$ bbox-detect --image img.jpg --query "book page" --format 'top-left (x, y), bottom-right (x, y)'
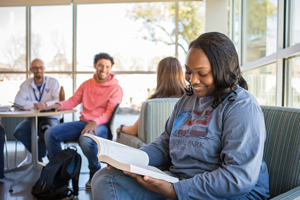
top-left (83, 134), bottom-right (149, 167)
top-left (0, 105), bottom-right (11, 112)
top-left (99, 155), bottom-right (179, 183)
top-left (130, 165), bottom-right (179, 183)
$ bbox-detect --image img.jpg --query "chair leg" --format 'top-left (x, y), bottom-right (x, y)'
top-left (14, 139), bottom-right (17, 168)
top-left (4, 134), bottom-right (9, 169)
top-left (14, 140), bottom-right (29, 167)
top-left (17, 150), bottom-right (29, 167)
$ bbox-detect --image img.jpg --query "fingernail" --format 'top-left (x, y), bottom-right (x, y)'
top-left (144, 176), bottom-right (149, 181)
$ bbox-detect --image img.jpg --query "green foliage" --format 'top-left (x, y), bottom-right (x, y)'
top-left (246, 0), bottom-right (277, 37)
top-left (128, 2), bottom-right (205, 54)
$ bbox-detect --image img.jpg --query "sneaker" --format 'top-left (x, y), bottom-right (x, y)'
top-left (85, 171), bottom-right (96, 189)
top-left (85, 178), bottom-right (92, 189)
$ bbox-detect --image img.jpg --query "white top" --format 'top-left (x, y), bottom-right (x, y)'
top-left (14, 76), bottom-right (60, 119)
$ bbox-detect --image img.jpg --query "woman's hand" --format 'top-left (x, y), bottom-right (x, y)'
top-left (123, 171), bottom-right (177, 199)
top-left (46, 103), bottom-right (61, 111)
top-left (81, 121), bottom-right (97, 134)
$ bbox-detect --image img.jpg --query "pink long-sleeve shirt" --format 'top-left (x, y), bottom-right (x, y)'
top-left (59, 74), bottom-right (123, 126)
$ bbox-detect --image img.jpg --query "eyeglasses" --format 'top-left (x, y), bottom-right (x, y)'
top-left (31, 66), bottom-right (45, 70)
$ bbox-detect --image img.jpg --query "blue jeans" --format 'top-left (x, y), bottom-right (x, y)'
top-left (91, 167), bottom-right (166, 200)
top-left (44, 120), bottom-right (108, 173)
top-left (0, 127), bottom-right (5, 178)
top-left (13, 117), bottom-right (59, 161)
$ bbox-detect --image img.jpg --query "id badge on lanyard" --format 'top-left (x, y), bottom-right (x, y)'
top-left (33, 78), bottom-right (46, 102)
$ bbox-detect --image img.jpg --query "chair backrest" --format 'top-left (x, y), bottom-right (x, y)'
top-left (59, 86), bottom-right (65, 101)
top-left (106, 103), bottom-right (120, 140)
top-left (261, 105), bottom-right (300, 198)
top-left (59, 86), bottom-right (65, 123)
top-left (138, 98), bottom-right (180, 145)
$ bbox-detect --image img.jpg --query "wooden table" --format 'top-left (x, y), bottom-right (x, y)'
top-left (0, 109), bottom-right (76, 192)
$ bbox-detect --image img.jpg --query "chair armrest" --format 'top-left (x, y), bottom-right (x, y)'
top-left (117, 132), bottom-right (146, 149)
top-left (271, 186), bottom-right (300, 200)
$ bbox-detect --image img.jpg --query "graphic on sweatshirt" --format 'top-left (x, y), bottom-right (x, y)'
top-left (172, 109), bottom-right (213, 138)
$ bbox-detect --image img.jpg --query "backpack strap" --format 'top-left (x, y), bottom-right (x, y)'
top-left (71, 149), bottom-right (82, 195)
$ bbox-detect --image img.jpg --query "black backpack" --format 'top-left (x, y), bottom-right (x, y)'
top-left (31, 146), bottom-right (82, 200)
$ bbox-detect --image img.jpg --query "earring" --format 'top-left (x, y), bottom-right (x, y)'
top-left (185, 83), bottom-right (194, 96)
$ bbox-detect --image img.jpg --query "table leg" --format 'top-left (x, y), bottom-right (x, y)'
top-left (31, 116), bottom-right (38, 170)
top-left (9, 116), bottom-right (44, 192)
top-left (4, 163), bottom-right (31, 173)
top-left (9, 165), bottom-right (34, 192)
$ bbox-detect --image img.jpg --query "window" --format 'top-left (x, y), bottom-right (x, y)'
top-left (289, 0), bottom-right (300, 46)
top-left (76, 3), bottom-right (175, 72)
top-left (0, 7), bottom-right (26, 72)
top-left (242, 63), bottom-right (276, 106)
top-left (177, 1), bottom-right (205, 65)
top-left (0, 74), bottom-right (26, 105)
top-left (243, 0), bottom-right (277, 65)
top-left (31, 5), bottom-right (72, 71)
top-left (286, 56), bottom-right (300, 108)
top-left (232, 0), bottom-right (239, 52)
top-left (0, 2), bottom-right (206, 112)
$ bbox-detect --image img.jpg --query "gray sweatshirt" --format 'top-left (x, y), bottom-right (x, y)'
top-left (141, 87), bottom-right (270, 199)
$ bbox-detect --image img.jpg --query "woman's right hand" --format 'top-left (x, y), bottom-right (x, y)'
top-left (116, 124), bottom-right (125, 138)
top-left (46, 103), bottom-right (61, 112)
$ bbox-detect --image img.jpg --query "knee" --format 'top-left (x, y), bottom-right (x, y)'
top-left (78, 136), bottom-right (95, 151)
top-left (13, 126), bottom-right (24, 139)
top-left (91, 169), bottom-right (103, 188)
top-left (13, 120), bottom-right (30, 139)
top-left (44, 127), bottom-right (56, 143)
top-left (91, 168), bottom-right (112, 189)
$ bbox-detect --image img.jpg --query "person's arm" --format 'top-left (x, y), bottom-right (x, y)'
top-left (172, 101), bottom-right (267, 200)
top-left (44, 78), bottom-right (60, 107)
top-left (58, 82), bottom-right (85, 110)
top-left (14, 81), bottom-right (37, 109)
top-left (34, 78), bottom-right (60, 110)
top-left (140, 98), bottom-right (182, 167)
top-left (117, 118), bottom-right (139, 136)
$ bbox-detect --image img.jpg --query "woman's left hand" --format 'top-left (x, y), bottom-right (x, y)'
top-left (123, 171), bottom-right (177, 199)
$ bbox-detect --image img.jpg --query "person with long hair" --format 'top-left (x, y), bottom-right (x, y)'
top-left (92, 32), bottom-right (270, 200)
top-left (116, 57), bottom-right (186, 136)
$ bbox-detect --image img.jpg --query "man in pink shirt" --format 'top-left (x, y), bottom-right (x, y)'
top-left (45, 53), bottom-right (123, 188)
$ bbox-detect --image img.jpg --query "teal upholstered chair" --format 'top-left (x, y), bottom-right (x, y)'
top-left (119, 103), bottom-right (300, 199)
top-left (117, 98), bottom-right (180, 148)
top-left (261, 106), bottom-right (300, 199)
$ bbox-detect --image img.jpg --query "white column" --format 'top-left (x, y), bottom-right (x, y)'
top-left (205, 0), bottom-right (228, 35)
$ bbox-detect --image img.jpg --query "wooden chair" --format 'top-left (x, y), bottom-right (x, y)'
top-left (59, 86), bottom-right (65, 123)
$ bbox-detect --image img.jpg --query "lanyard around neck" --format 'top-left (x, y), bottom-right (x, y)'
top-left (33, 77), bottom-right (47, 102)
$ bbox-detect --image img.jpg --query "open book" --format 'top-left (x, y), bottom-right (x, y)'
top-left (9, 102), bottom-right (30, 111)
top-left (0, 105), bottom-right (11, 112)
top-left (83, 134), bottom-right (179, 183)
